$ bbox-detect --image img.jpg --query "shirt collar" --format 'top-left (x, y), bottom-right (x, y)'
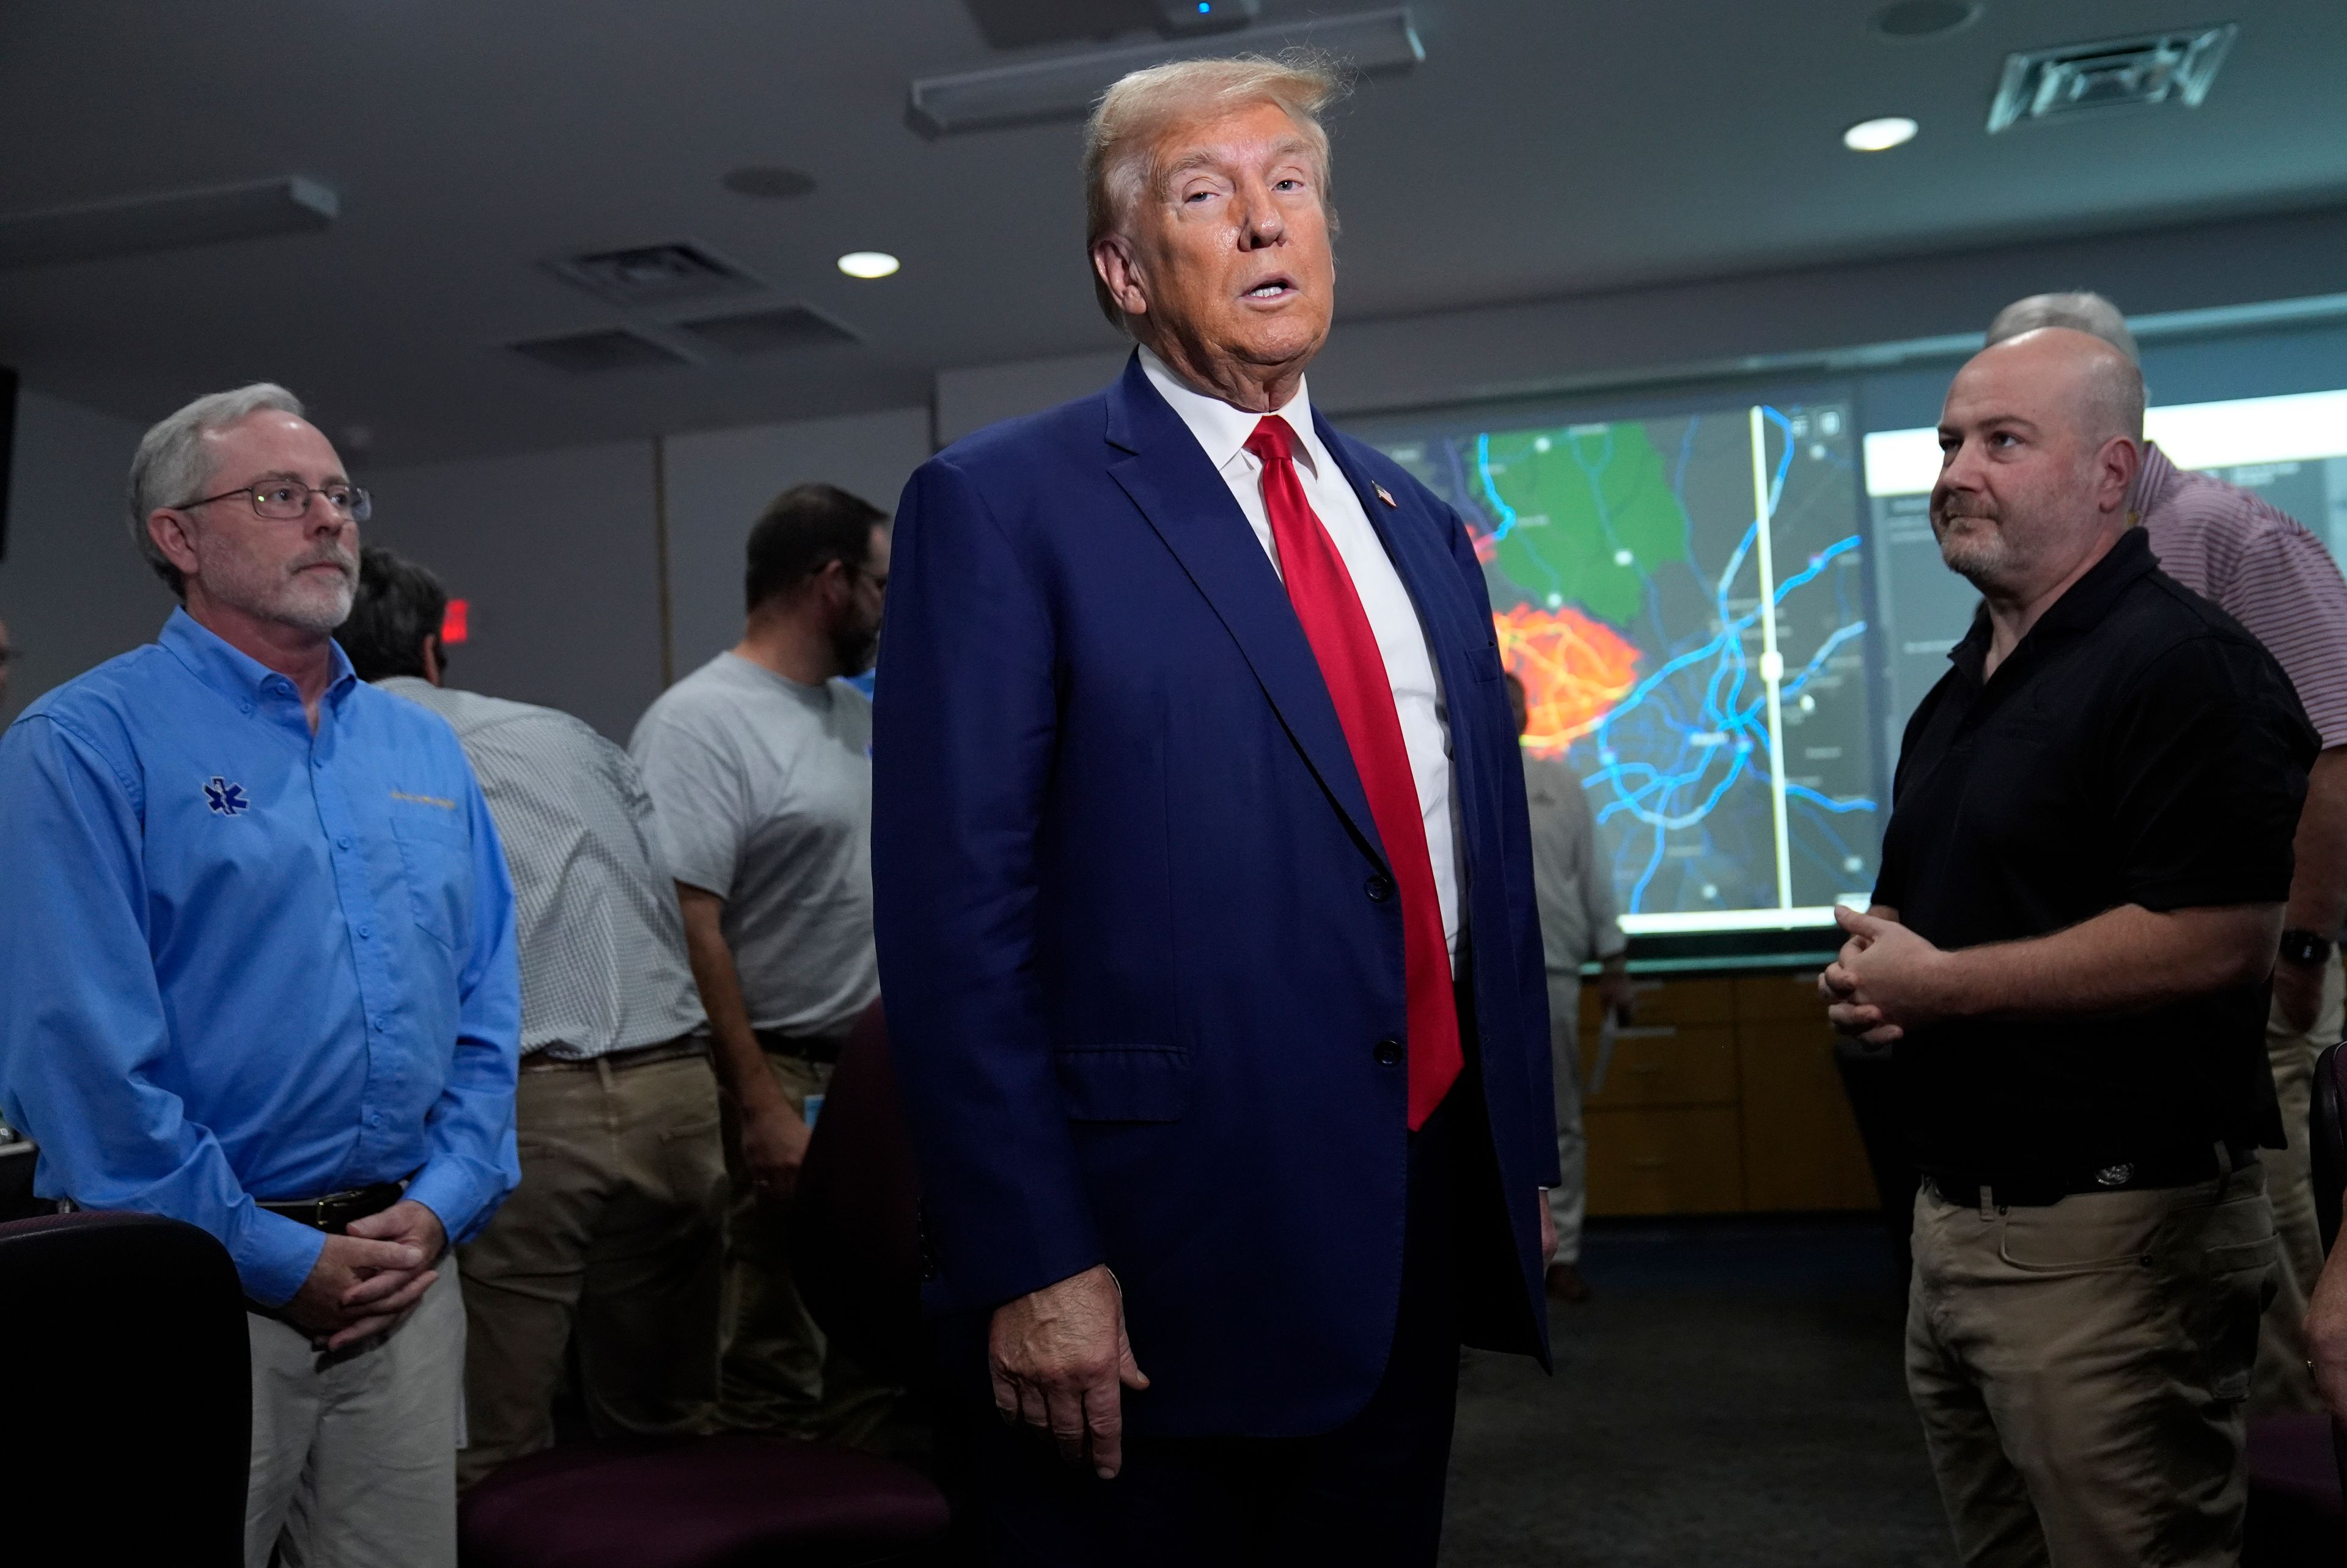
top-left (2125, 440), bottom-right (2178, 522)
top-left (1137, 345), bottom-right (1321, 478)
top-left (1948, 527), bottom-right (2158, 686)
top-left (159, 605), bottom-right (359, 708)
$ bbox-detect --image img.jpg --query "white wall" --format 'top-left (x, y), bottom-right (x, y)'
top-left (361, 439), bottom-right (665, 743)
top-left (0, 389), bottom-right (168, 725)
top-left (661, 408), bottom-right (935, 680)
top-left (354, 406), bottom-right (934, 742)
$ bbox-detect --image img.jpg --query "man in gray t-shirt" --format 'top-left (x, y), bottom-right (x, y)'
top-left (630, 482), bottom-right (893, 1440)
top-left (634, 657), bottom-right (877, 1038)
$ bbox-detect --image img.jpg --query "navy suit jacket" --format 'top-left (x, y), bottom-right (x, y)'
top-left (872, 353), bottom-right (1558, 1438)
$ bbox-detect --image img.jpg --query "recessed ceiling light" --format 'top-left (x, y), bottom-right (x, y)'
top-left (1843, 115), bottom-right (1919, 152)
top-left (837, 251), bottom-right (899, 279)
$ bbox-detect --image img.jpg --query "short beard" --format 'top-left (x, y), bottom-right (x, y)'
top-left (831, 618), bottom-right (880, 678)
top-left (197, 532), bottom-right (358, 632)
top-left (1931, 508), bottom-right (2015, 593)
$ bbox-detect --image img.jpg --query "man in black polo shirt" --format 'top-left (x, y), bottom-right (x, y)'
top-left (1820, 326), bottom-right (2314, 1566)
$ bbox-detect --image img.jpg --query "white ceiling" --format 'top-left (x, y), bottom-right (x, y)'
top-left (3, 0), bottom-right (2344, 466)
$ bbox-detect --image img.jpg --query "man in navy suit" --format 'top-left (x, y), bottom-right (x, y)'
top-left (872, 56), bottom-right (1558, 1564)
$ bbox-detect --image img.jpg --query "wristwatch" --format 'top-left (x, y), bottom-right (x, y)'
top-left (2278, 928), bottom-right (2335, 967)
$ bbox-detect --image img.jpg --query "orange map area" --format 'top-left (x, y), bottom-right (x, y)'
top-left (1495, 603), bottom-right (1641, 758)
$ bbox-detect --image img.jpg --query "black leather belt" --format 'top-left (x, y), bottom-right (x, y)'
top-left (522, 1032), bottom-right (709, 1073)
top-left (1926, 1141), bottom-right (2253, 1209)
top-left (256, 1180), bottom-right (405, 1234)
top-left (753, 1027), bottom-right (851, 1066)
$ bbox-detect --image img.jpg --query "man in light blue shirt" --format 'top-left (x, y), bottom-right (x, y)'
top-left (0, 383), bottom-right (520, 1568)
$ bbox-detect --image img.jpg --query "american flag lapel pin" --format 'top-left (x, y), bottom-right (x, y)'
top-left (1373, 482), bottom-right (1397, 508)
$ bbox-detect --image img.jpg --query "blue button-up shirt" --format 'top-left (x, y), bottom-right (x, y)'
top-left (0, 609), bottom-right (521, 1304)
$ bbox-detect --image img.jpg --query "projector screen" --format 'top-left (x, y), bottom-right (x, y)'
top-left (1351, 366), bottom-right (2347, 946)
top-left (1358, 384), bottom-right (1879, 938)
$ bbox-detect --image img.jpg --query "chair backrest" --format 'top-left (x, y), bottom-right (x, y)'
top-left (0, 1211), bottom-right (250, 1566)
top-left (789, 998), bottom-right (929, 1383)
top-left (2315, 1041), bottom-right (2345, 1256)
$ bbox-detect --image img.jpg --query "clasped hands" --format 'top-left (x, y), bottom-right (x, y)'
top-left (284, 1198), bottom-right (446, 1350)
top-left (1816, 904), bottom-right (1958, 1046)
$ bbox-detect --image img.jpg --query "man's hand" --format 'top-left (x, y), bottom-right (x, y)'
top-left (2273, 956), bottom-right (2326, 1037)
top-left (282, 1200), bottom-right (447, 1349)
top-left (1595, 957), bottom-right (1636, 1027)
top-left (1820, 905), bottom-right (1955, 1046)
top-left (990, 1263), bottom-right (1150, 1480)
top-left (738, 1091), bottom-right (812, 1204)
top-left (2311, 1215), bottom-right (2347, 1421)
top-left (1538, 1190), bottom-right (1559, 1267)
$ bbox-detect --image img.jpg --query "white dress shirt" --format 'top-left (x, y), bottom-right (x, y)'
top-left (1139, 346), bottom-right (1461, 958)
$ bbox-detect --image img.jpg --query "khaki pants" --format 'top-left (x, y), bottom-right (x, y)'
top-left (718, 1048), bottom-right (902, 1443)
top-left (1905, 1162), bottom-right (2280, 1567)
top-left (1544, 975), bottom-right (1587, 1266)
top-left (2252, 952), bottom-right (2344, 1415)
top-left (455, 1051), bottom-right (728, 1489)
top-left (246, 1261), bottom-right (466, 1568)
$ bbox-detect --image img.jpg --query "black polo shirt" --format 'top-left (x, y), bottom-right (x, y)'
top-left (1873, 526), bottom-right (2314, 1180)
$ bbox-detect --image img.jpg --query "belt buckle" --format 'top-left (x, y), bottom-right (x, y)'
top-left (2093, 1163), bottom-right (2134, 1189)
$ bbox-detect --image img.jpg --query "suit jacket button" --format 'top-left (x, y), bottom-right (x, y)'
top-left (1365, 874), bottom-right (1394, 902)
top-left (1374, 1037), bottom-right (1403, 1067)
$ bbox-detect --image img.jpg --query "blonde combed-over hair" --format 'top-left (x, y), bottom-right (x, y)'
top-left (1081, 53), bottom-right (1344, 329)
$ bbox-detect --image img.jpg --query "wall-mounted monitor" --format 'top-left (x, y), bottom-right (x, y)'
top-left (1351, 345), bottom-right (2347, 958)
top-left (1862, 386), bottom-right (2347, 756)
top-left (1354, 382), bottom-right (1879, 944)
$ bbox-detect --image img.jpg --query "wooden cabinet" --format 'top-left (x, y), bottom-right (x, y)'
top-left (1582, 1025), bottom-right (1739, 1109)
top-left (1574, 968), bottom-right (1879, 1217)
top-left (1582, 1105), bottom-right (1745, 1216)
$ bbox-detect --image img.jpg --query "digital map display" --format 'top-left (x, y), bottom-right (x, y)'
top-left (1379, 403), bottom-right (1879, 934)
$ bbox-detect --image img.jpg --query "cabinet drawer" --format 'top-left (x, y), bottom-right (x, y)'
top-left (1580, 1024), bottom-right (1739, 1108)
top-left (1734, 970), bottom-right (1836, 1024)
top-left (1737, 1022), bottom-right (1880, 1212)
top-left (1582, 976), bottom-right (1737, 1031)
top-left (1585, 1105), bottom-right (1745, 1216)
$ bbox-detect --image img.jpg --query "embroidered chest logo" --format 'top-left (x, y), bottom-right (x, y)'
top-left (203, 777), bottom-right (251, 817)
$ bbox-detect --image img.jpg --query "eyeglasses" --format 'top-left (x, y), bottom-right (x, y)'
top-left (178, 481), bottom-right (372, 523)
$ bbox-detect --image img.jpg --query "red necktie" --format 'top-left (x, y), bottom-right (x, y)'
top-left (1244, 415), bottom-right (1462, 1129)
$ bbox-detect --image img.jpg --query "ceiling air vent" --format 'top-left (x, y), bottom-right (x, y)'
top-left (1988, 24), bottom-right (2238, 133)
top-left (507, 328), bottom-right (691, 375)
top-left (544, 241), bottom-right (763, 307)
top-left (672, 305), bottom-right (860, 356)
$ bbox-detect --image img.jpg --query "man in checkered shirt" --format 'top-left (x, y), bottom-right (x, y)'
top-left (1989, 292), bottom-right (2347, 1420)
top-left (340, 546), bottom-right (723, 1487)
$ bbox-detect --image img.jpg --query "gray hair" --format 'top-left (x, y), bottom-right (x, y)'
top-left (1082, 53), bottom-right (1343, 329)
top-left (1986, 291), bottom-right (2140, 365)
top-left (127, 383), bottom-right (306, 598)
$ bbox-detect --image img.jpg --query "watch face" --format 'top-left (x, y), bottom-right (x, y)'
top-left (2280, 930), bottom-right (2335, 965)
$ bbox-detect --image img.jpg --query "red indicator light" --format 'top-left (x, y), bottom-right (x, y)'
top-left (442, 599), bottom-right (471, 645)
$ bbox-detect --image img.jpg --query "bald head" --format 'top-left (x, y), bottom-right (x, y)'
top-left (1970, 326), bottom-right (2145, 448)
top-left (1986, 290), bottom-right (2139, 365)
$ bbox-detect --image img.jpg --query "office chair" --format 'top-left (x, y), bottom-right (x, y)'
top-left (460, 998), bottom-right (952, 1567)
top-left (790, 998), bottom-right (928, 1384)
top-left (2316, 1040), bottom-right (2346, 1497)
top-left (0, 1211), bottom-right (249, 1567)
top-left (2241, 1041), bottom-right (2347, 1564)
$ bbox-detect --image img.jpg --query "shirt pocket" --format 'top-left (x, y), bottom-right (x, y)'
top-left (390, 808), bottom-right (472, 951)
top-left (1053, 1045), bottom-right (1192, 1123)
